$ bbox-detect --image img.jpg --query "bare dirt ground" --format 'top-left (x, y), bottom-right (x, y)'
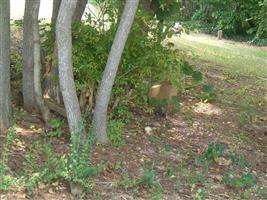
top-left (1, 32), bottom-right (267, 199)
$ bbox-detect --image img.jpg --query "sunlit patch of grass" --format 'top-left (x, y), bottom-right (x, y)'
top-left (170, 34), bottom-right (267, 78)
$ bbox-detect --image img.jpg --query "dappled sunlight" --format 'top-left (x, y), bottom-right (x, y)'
top-left (15, 124), bottom-right (43, 137)
top-left (169, 33), bottom-right (267, 78)
top-left (179, 33), bottom-right (232, 49)
top-left (193, 102), bottom-right (223, 116)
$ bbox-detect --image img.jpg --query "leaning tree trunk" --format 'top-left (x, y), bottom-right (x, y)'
top-left (0, 0), bottom-right (12, 133)
top-left (56, 0), bottom-right (82, 135)
top-left (32, 0), bottom-right (50, 125)
top-left (93, 0), bottom-right (140, 143)
top-left (22, 0), bottom-right (37, 112)
top-left (72, 0), bottom-right (87, 23)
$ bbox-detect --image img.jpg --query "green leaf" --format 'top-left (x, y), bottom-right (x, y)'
top-left (241, 173), bottom-right (256, 188)
top-left (192, 71), bottom-right (203, 82)
top-left (164, 144), bottom-right (173, 152)
top-left (181, 62), bottom-right (194, 75)
top-left (202, 84), bottom-right (214, 93)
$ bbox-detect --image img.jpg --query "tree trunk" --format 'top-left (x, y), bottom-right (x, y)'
top-left (22, 0), bottom-right (37, 112)
top-left (56, 0), bottom-right (82, 135)
top-left (72, 0), bottom-right (87, 23)
top-left (32, 0), bottom-right (50, 125)
top-left (0, 0), bottom-right (12, 133)
top-left (45, 0), bottom-right (86, 105)
top-left (93, 0), bottom-right (139, 143)
top-left (51, 0), bottom-right (62, 24)
top-left (43, 0), bottom-right (62, 104)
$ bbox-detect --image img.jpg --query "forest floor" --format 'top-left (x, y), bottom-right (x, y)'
top-left (1, 33), bottom-right (267, 200)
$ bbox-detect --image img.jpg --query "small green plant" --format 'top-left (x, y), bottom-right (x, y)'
top-left (139, 162), bottom-right (163, 193)
top-left (229, 151), bottom-right (249, 168)
top-left (40, 144), bottom-right (67, 184)
top-left (195, 143), bottom-right (225, 167)
top-left (0, 127), bottom-right (17, 190)
top-left (108, 119), bottom-right (125, 147)
top-left (65, 123), bottom-right (100, 188)
top-left (201, 84), bottom-right (216, 102)
top-left (118, 174), bottom-right (137, 189)
top-left (222, 172), bottom-right (256, 189)
top-left (47, 118), bottom-right (64, 137)
top-left (164, 144), bottom-right (173, 152)
top-left (193, 187), bottom-right (207, 200)
top-left (112, 103), bottom-right (133, 123)
top-left (141, 167), bottom-right (157, 185)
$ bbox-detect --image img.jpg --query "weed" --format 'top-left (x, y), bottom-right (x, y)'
top-left (66, 123), bottom-right (100, 188)
top-left (229, 151), bottom-right (249, 168)
top-left (112, 103), bottom-right (132, 123)
top-left (0, 127), bottom-right (17, 190)
top-left (201, 84), bottom-right (216, 102)
top-left (118, 174), bottom-right (137, 189)
top-left (195, 143), bottom-right (225, 167)
top-left (108, 119), bottom-right (125, 147)
top-left (222, 172), bottom-right (256, 188)
top-left (166, 166), bottom-right (176, 179)
top-left (164, 144), bottom-right (173, 152)
top-left (141, 167), bottom-right (157, 185)
top-left (47, 118), bottom-right (64, 137)
top-left (139, 162), bottom-right (163, 193)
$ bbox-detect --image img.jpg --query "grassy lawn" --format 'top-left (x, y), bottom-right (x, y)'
top-left (169, 34), bottom-right (267, 78)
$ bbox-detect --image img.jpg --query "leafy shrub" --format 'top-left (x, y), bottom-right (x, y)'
top-left (190, 0), bottom-right (267, 40)
top-left (41, 7), bottom-right (202, 119)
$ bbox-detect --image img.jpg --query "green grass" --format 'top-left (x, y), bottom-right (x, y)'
top-left (170, 34), bottom-right (267, 78)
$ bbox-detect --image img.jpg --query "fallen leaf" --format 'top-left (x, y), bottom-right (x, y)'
top-left (215, 157), bottom-right (232, 166)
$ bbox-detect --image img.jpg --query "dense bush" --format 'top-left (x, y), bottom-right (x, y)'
top-left (181, 0), bottom-right (267, 43)
top-left (42, 9), bottom-right (200, 112)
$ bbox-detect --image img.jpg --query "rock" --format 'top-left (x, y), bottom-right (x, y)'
top-left (145, 126), bottom-right (153, 135)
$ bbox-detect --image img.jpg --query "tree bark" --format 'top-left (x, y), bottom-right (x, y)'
top-left (22, 0), bottom-right (37, 112)
top-left (43, 0), bottom-right (62, 104)
top-left (45, 0), bottom-right (86, 105)
top-left (56, 0), bottom-right (82, 135)
top-left (93, 0), bottom-right (139, 143)
top-left (32, 0), bottom-right (50, 125)
top-left (52, 0), bottom-right (62, 24)
top-left (0, 0), bottom-right (12, 133)
top-left (72, 0), bottom-right (87, 23)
